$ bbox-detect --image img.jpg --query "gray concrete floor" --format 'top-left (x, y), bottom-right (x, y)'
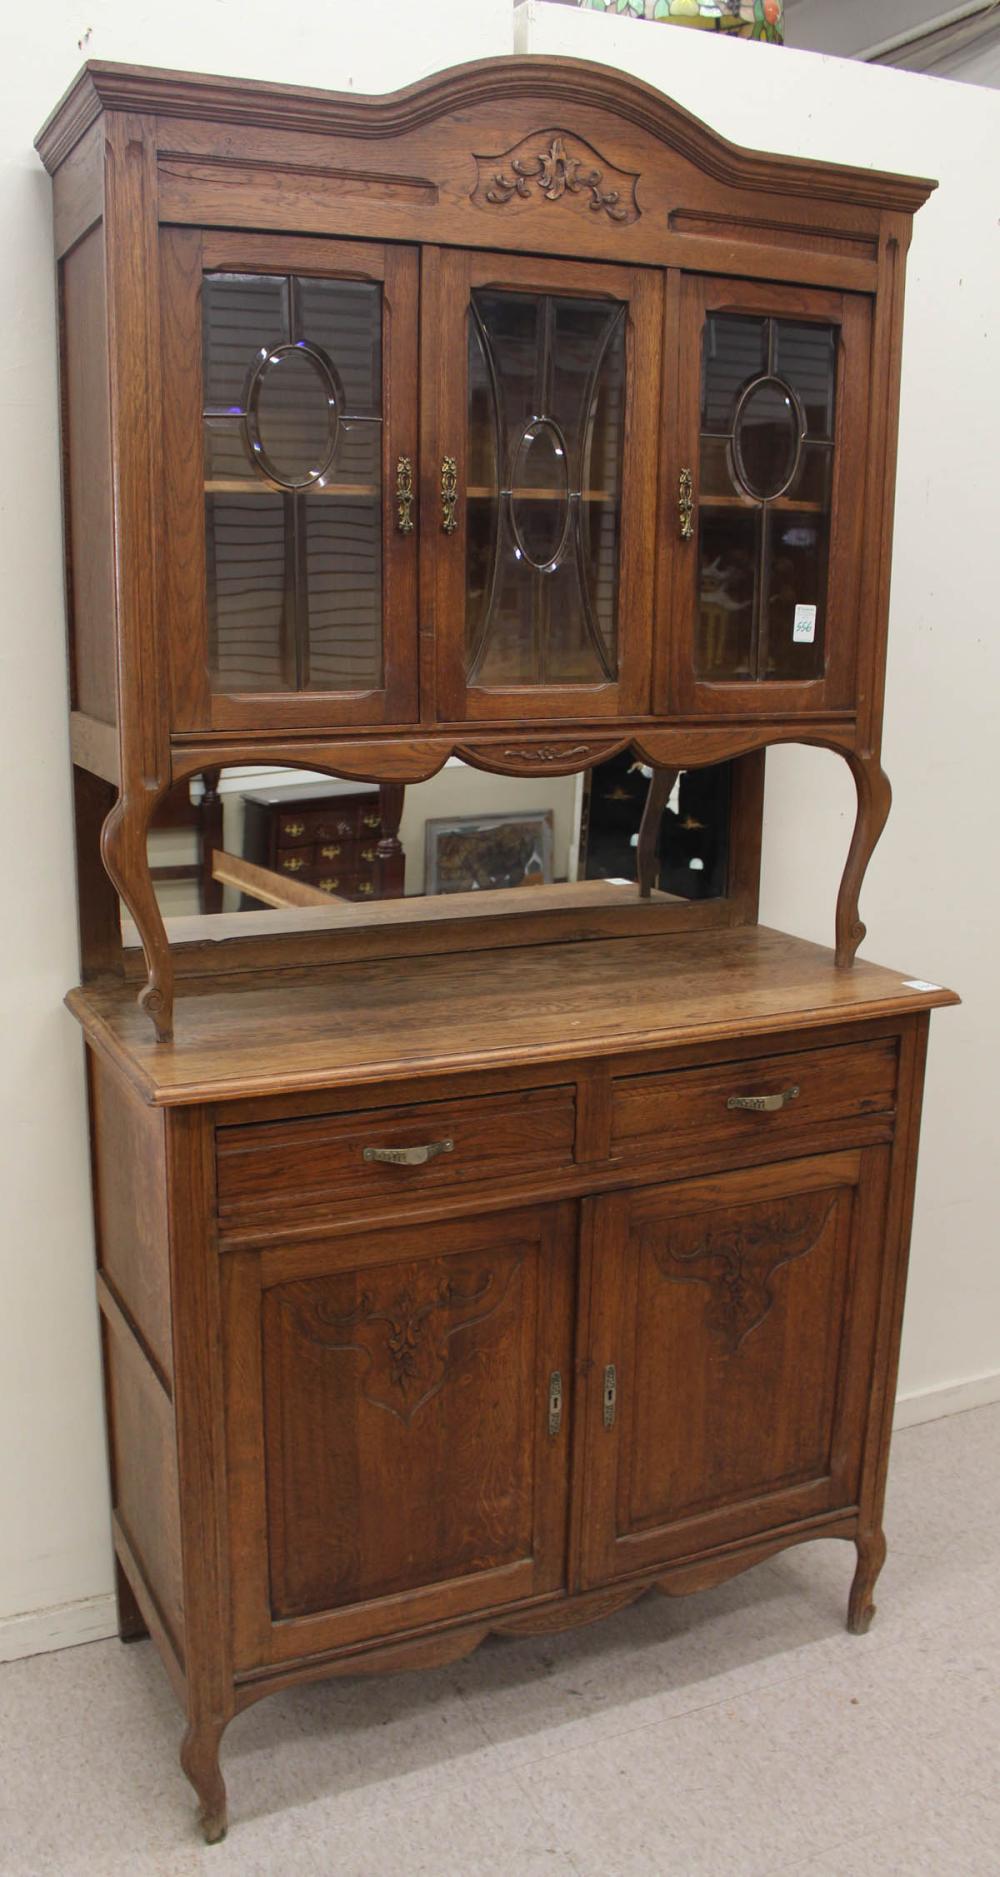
top-left (1, 1403), bottom-right (997, 1876)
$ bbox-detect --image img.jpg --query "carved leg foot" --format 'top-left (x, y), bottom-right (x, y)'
top-left (114, 1557), bottom-right (148, 1643)
top-left (101, 786), bottom-right (175, 1041)
top-left (835, 752), bottom-right (892, 968)
top-left (848, 1529), bottom-right (887, 1635)
top-left (181, 1718), bottom-right (228, 1844)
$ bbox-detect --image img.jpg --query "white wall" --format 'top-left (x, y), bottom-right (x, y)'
top-left (0, 0), bottom-right (995, 1657)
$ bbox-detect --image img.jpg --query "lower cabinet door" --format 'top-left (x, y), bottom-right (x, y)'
top-left (224, 1202), bottom-right (576, 1669)
top-left (580, 1149), bottom-right (888, 1587)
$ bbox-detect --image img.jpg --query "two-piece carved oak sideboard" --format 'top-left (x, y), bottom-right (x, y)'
top-left (37, 54), bottom-right (957, 1841)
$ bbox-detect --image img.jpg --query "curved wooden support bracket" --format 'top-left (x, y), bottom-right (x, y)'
top-left (637, 765), bottom-right (677, 898)
top-left (101, 786), bottom-right (174, 1042)
top-left (835, 751), bottom-right (892, 969)
top-left (170, 739), bottom-right (455, 788)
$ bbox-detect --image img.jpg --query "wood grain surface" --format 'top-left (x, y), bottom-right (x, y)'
top-left (67, 926), bottom-right (957, 1108)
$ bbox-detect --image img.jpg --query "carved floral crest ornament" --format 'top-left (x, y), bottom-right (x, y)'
top-left (649, 1192), bottom-right (835, 1354)
top-left (473, 130), bottom-right (640, 225)
top-left (282, 1257), bottom-right (520, 1425)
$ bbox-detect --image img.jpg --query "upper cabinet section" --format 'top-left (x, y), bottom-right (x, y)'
top-left (39, 57), bottom-right (935, 765)
top-left (666, 277), bottom-right (872, 718)
top-left (162, 232), bottom-right (419, 732)
top-left (431, 250), bottom-right (661, 722)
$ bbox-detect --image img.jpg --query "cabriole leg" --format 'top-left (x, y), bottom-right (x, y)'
top-left (180, 1714), bottom-right (228, 1845)
top-left (101, 786), bottom-right (175, 1042)
top-left (848, 1527), bottom-right (887, 1634)
top-left (835, 752), bottom-right (892, 967)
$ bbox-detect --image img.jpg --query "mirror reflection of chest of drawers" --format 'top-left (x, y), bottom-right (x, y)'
top-left (242, 781), bottom-right (405, 902)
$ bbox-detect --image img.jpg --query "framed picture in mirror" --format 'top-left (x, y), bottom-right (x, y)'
top-left (425, 810), bottom-right (555, 895)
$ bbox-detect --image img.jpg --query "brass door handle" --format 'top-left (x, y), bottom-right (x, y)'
top-left (727, 1085), bottom-right (800, 1113)
top-left (395, 454), bottom-right (415, 534)
top-left (320, 844), bottom-right (341, 859)
top-left (363, 1140), bottom-right (455, 1166)
top-left (678, 467), bottom-right (694, 541)
top-left (441, 455), bottom-right (458, 534)
top-left (319, 877), bottom-right (339, 892)
top-left (283, 821), bottom-right (306, 838)
top-left (281, 857), bottom-right (305, 873)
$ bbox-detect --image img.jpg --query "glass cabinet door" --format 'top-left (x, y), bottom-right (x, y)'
top-left (162, 232), bottom-right (418, 732)
top-left (667, 277), bottom-right (871, 717)
top-left (432, 251), bottom-right (661, 723)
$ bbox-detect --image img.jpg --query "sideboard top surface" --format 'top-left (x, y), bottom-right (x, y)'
top-left (67, 927), bottom-right (958, 1108)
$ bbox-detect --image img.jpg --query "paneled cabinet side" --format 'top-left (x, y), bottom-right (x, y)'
top-left (88, 1054), bottom-right (184, 1679)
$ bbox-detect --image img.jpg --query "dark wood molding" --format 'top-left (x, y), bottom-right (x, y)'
top-left (36, 56), bottom-right (937, 216)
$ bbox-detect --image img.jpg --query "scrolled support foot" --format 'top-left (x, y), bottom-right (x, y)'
top-left (101, 786), bottom-right (175, 1042)
top-left (847, 1528), bottom-right (887, 1635)
top-left (180, 1719), bottom-right (228, 1844)
top-left (835, 752), bottom-right (892, 968)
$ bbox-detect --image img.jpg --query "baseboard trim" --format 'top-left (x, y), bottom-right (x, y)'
top-left (893, 1369), bottom-right (1000, 1431)
top-left (0, 1593), bottom-right (117, 1664)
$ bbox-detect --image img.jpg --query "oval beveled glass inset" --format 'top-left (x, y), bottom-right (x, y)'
top-left (510, 418), bottom-right (571, 570)
top-left (246, 342), bottom-right (340, 490)
top-left (732, 376), bottom-right (803, 501)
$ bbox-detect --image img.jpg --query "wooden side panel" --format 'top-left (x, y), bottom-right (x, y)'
top-left (91, 1054), bottom-right (173, 1379)
top-left (104, 1310), bottom-right (184, 1653)
top-left (61, 224), bottom-right (117, 727)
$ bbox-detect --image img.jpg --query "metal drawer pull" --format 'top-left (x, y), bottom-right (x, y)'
top-left (727, 1085), bottom-right (800, 1113)
top-left (603, 1363), bottom-right (617, 1431)
top-left (548, 1370), bottom-right (563, 1438)
top-left (363, 1139), bottom-right (454, 1167)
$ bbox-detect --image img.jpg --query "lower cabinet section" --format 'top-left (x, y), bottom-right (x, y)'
top-left (581, 1149), bottom-right (888, 1585)
top-left (223, 1145), bottom-right (891, 1671)
top-left (223, 1202), bottom-right (577, 1669)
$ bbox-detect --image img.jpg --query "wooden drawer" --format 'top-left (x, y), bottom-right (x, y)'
top-left (312, 802), bottom-right (382, 842)
top-left (216, 1084), bottom-right (577, 1228)
top-left (611, 1039), bottom-right (898, 1168)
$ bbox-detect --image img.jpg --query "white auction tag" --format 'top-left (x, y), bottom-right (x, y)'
top-left (793, 603), bottom-right (817, 644)
top-left (903, 979), bottom-right (941, 993)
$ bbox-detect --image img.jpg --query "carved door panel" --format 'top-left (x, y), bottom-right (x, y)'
top-left (160, 228), bottom-right (419, 734)
top-left (429, 247), bottom-right (662, 724)
top-left (664, 276), bottom-right (873, 719)
top-left (224, 1202), bottom-right (576, 1670)
top-left (580, 1150), bottom-right (888, 1588)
